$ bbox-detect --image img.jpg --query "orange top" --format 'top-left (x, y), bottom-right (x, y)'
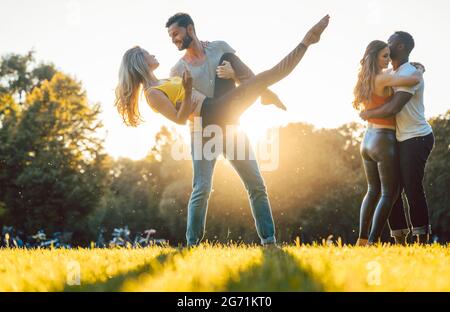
top-left (366, 93), bottom-right (395, 126)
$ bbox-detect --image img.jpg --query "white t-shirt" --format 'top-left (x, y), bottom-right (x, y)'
top-left (387, 62), bottom-right (432, 142)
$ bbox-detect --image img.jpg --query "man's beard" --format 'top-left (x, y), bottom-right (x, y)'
top-left (179, 33), bottom-right (193, 51)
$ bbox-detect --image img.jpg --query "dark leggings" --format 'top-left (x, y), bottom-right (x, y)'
top-left (200, 41), bottom-right (308, 127)
top-left (359, 128), bottom-right (401, 242)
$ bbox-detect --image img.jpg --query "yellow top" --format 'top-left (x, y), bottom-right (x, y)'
top-left (148, 77), bottom-right (185, 112)
top-left (146, 77), bottom-right (206, 132)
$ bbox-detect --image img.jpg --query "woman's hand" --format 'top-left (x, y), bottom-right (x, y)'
top-left (411, 62), bottom-right (426, 74)
top-left (200, 40), bottom-right (210, 48)
top-left (182, 67), bottom-right (193, 93)
top-left (359, 110), bottom-right (369, 121)
top-left (216, 60), bottom-right (236, 80)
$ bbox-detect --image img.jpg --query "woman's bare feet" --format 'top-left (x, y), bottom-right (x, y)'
top-left (355, 238), bottom-right (369, 246)
top-left (301, 14), bottom-right (330, 47)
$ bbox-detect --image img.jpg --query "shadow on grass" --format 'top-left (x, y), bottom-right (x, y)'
top-left (64, 251), bottom-right (177, 292)
top-left (224, 247), bottom-right (325, 291)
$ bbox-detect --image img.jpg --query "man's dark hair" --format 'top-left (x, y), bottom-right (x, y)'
top-left (166, 13), bottom-right (195, 32)
top-left (394, 31), bottom-right (415, 54)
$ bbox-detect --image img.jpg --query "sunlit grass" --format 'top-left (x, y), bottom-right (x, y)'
top-left (121, 243), bottom-right (263, 291)
top-left (0, 247), bottom-right (173, 291)
top-left (286, 243), bottom-right (450, 291)
top-left (0, 243), bottom-right (448, 292)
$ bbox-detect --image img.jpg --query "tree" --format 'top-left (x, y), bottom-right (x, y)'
top-left (426, 110), bottom-right (450, 241)
top-left (1, 70), bottom-right (106, 243)
top-left (87, 156), bottom-right (164, 241)
top-left (0, 51), bottom-right (56, 102)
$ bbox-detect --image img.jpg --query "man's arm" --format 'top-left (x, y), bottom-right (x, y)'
top-left (361, 91), bottom-right (413, 120)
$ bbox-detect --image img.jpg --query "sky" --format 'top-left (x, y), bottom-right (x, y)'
top-left (1, 0), bottom-right (449, 159)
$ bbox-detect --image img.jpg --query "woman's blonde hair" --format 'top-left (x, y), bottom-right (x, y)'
top-left (353, 40), bottom-right (388, 111)
top-left (114, 46), bottom-right (151, 127)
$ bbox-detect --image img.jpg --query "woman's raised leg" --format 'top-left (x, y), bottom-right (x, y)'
top-left (201, 15), bottom-right (330, 126)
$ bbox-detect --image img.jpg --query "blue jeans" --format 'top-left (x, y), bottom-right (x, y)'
top-left (186, 130), bottom-right (276, 246)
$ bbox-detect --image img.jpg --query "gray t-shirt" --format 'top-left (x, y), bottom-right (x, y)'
top-left (170, 40), bottom-right (235, 98)
top-left (388, 62), bottom-right (433, 142)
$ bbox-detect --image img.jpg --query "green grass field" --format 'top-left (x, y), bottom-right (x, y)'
top-left (1, 243), bottom-right (449, 292)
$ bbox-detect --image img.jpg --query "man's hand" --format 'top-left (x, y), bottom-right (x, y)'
top-left (359, 110), bottom-right (369, 121)
top-left (301, 14), bottom-right (330, 47)
top-left (216, 60), bottom-right (236, 80)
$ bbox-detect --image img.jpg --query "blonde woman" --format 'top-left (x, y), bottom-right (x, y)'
top-left (353, 40), bottom-right (423, 246)
top-left (115, 16), bottom-right (329, 130)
